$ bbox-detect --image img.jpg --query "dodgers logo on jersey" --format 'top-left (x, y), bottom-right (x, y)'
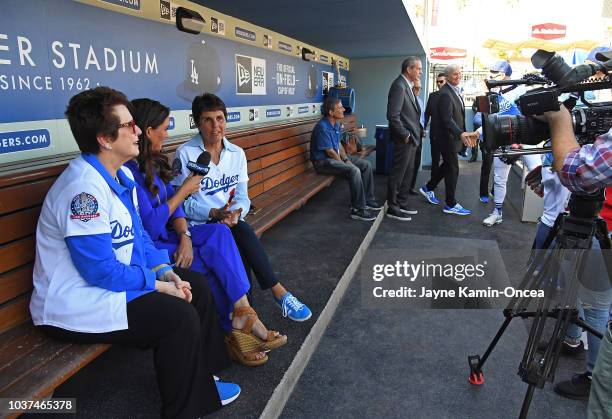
top-left (110, 220), bottom-right (135, 250)
top-left (498, 94), bottom-right (520, 116)
top-left (202, 174), bottom-right (239, 195)
top-left (70, 193), bottom-right (100, 222)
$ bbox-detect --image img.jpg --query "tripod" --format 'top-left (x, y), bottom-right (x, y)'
top-left (467, 192), bottom-right (612, 419)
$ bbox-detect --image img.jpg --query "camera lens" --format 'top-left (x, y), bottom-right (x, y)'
top-left (483, 114), bottom-right (550, 152)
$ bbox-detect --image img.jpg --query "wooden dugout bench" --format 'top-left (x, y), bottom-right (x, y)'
top-left (0, 114), bottom-right (372, 417)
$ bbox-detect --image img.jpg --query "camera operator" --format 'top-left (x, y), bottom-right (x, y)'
top-left (545, 105), bottom-right (612, 415)
top-left (548, 106), bottom-right (611, 194)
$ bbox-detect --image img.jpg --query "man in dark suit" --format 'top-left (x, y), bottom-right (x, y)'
top-left (419, 64), bottom-right (477, 215)
top-left (386, 56), bottom-right (423, 221)
top-left (409, 73), bottom-right (446, 195)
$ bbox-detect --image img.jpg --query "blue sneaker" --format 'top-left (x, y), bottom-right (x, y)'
top-left (443, 203), bottom-right (471, 216)
top-left (419, 186), bottom-right (439, 205)
top-left (479, 196), bottom-right (489, 204)
top-left (275, 292), bottom-right (312, 322)
top-left (215, 380), bottom-right (241, 406)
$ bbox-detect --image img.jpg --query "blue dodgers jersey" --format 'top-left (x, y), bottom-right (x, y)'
top-left (496, 93), bottom-right (521, 116)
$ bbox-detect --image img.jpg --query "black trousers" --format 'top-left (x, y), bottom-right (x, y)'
top-left (426, 141), bottom-right (459, 207)
top-left (387, 140), bottom-right (417, 211)
top-left (429, 138), bottom-right (442, 182)
top-left (479, 142), bottom-right (494, 197)
top-left (409, 141), bottom-right (423, 190)
top-left (39, 268), bottom-right (229, 419)
top-left (230, 220), bottom-right (279, 291)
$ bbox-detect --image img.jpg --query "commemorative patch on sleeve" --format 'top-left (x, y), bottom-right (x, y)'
top-left (172, 158), bottom-right (183, 178)
top-left (70, 192), bottom-right (100, 222)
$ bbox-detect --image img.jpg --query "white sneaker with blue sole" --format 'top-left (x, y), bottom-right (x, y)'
top-left (215, 380), bottom-right (241, 406)
top-left (443, 203), bottom-right (471, 216)
top-left (275, 292), bottom-right (312, 321)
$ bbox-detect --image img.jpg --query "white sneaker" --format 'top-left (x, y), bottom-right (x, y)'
top-left (483, 212), bottom-right (503, 226)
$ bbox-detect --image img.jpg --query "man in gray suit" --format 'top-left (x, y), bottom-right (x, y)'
top-left (386, 56), bottom-right (423, 221)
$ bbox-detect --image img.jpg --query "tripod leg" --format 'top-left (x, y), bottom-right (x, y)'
top-left (519, 384), bottom-right (536, 419)
top-left (573, 317), bottom-right (605, 340)
top-left (468, 220), bottom-right (566, 387)
top-left (468, 316), bottom-right (513, 385)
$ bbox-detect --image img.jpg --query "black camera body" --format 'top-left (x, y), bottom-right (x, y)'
top-left (477, 49), bottom-right (612, 153)
top-left (517, 89), bottom-right (560, 115)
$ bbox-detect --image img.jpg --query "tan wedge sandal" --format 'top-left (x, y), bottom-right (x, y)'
top-left (230, 307), bottom-right (287, 352)
top-left (225, 334), bottom-right (268, 367)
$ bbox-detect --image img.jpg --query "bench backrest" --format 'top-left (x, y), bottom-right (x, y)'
top-left (0, 115), bottom-right (356, 333)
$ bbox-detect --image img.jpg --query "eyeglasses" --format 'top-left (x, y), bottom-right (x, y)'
top-left (117, 120), bottom-right (137, 134)
top-left (436, 79), bottom-right (445, 84)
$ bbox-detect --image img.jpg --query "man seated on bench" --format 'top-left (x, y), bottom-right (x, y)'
top-left (30, 86), bottom-right (239, 417)
top-left (310, 96), bottom-right (384, 221)
top-left (171, 93), bottom-right (312, 322)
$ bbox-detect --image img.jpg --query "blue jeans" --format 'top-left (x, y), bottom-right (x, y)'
top-left (533, 221), bottom-right (553, 250)
top-left (588, 322), bottom-right (612, 418)
top-left (313, 155), bottom-right (376, 210)
top-left (564, 240), bottom-right (612, 372)
top-left (533, 222), bottom-right (611, 372)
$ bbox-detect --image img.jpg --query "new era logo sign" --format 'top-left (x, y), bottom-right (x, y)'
top-left (237, 62), bottom-right (251, 88)
top-left (160, 0), bottom-right (170, 19)
top-left (235, 55), bottom-right (266, 95)
top-left (211, 17), bottom-right (225, 35)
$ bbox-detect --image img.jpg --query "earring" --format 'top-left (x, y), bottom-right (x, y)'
top-left (105, 144), bottom-right (112, 150)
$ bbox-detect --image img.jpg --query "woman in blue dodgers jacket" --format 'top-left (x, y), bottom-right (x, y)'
top-left (127, 98), bottom-right (286, 366)
top-left (172, 93), bottom-right (312, 322)
top-left (29, 87), bottom-right (240, 418)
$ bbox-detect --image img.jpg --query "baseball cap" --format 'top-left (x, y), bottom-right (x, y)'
top-left (490, 60), bottom-right (512, 77)
top-left (587, 46), bottom-right (612, 64)
top-left (176, 41), bottom-right (222, 103)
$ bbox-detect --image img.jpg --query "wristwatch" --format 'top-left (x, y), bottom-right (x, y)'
top-left (181, 230), bottom-right (192, 239)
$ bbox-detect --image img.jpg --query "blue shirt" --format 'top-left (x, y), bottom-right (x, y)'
top-left (310, 117), bottom-right (341, 161)
top-left (417, 96), bottom-right (425, 127)
top-left (124, 160), bottom-right (186, 242)
top-left (66, 154), bottom-right (169, 302)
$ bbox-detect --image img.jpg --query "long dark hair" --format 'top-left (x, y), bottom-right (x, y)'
top-left (131, 98), bottom-right (172, 196)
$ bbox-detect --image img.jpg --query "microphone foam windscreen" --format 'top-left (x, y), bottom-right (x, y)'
top-left (197, 151), bottom-right (211, 166)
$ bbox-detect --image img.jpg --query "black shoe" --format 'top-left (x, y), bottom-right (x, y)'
top-left (399, 206), bottom-right (418, 215)
top-left (553, 372), bottom-right (591, 401)
top-left (408, 188), bottom-right (418, 195)
top-left (386, 207), bottom-right (411, 221)
top-left (350, 208), bottom-right (376, 221)
top-left (537, 339), bottom-right (584, 357)
top-left (366, 200), bottom-right (384, 211)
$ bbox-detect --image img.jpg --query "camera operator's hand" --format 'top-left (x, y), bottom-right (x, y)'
top-left (542, 106), bottom-right (579, 174)
top-left (525, 165), bottom-right (544, 198)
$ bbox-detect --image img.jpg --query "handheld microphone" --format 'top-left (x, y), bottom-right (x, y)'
top-left (186, 151), bottom-right (211, 176)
